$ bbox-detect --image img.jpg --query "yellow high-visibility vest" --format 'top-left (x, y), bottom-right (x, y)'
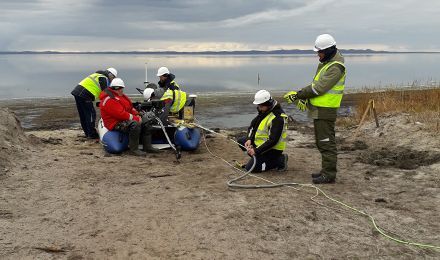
top-left (254, 113), bottom-right (288, 151)
top-left (160, 81), bottom-right (187, 113)
top-left (78, 73), bottom-right (108, 100)
top-left (310, 61), bottom-right (346, 108)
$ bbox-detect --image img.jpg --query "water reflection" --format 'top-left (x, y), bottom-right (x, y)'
top-left (0, 53), bottom-right (439, 100)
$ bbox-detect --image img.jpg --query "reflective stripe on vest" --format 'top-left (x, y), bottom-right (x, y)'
top-left (170, 80), bottom-right (180, 90)
top-left (254, 113), bottom-right (288, 151)
top-left (310, 61), bottom-right (346, 108)
top-left (79, 73), bottom-right (108, 100)
top-left (160, 88), bottom-right (187, 113)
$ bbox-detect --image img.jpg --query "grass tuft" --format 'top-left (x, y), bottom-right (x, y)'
top-left (354, 88), bottom-right (440, 132)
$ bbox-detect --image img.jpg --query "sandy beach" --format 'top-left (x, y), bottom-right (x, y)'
top-left (0, 95), bottom-right (439, 259)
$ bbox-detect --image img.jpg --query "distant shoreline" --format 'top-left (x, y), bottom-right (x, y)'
top-left (1, 50), bottom-right (439, 55)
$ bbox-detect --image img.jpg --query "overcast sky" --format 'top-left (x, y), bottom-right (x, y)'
top-left (1, 0), bottom-right (439, 52)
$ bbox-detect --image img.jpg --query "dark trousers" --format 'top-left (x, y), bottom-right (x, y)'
top-left (73, 95), bottom-right (98, 138)
top-left (237, 137), bottom-right (283, 172)
top-left (314, 119), bottom-right (337, 178)
top-left (114, 120), bottom-right (141, 151)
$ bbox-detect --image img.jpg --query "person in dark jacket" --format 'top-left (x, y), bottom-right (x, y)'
top-left (71, 67), bottom-right (117, 139)
top-left (156, 66), bottom-right (187, 123)
top-left (237, 90), bottom-right (289, 172)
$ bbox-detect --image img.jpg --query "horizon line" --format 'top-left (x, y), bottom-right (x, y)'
top-left (1, 49), bottom-right (439, 54)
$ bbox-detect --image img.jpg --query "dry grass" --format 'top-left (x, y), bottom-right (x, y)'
top-left (354, 88), bottom-right (440, 132)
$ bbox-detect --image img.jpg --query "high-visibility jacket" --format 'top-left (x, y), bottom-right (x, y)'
top-left (160, 81), bottom-right (187, 113)
top-left (79, 73), bottom-right (108, 100)
top-left (254, 112), bottom-right (288, 151)
top-left (310, 61), bottom-right (346, 108)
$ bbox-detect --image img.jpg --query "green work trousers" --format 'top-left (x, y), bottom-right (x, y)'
top-left (313, 119), bottom-right (337, 178)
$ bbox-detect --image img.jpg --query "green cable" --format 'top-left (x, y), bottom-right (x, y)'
top-left (199, 127), bottom-right (440, 251)
top-left (313, 186), bottom-right (440, 249)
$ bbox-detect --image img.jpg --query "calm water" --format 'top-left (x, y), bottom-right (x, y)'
top-left (0, 53), bottom-right (438, 100)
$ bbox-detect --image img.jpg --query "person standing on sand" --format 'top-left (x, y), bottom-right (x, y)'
top-left (237, 90), bottom-right (289, 172)
top-left (71, 68), bottom-right (117, 139)
top-left (284, 34), bottom-right (346, 184)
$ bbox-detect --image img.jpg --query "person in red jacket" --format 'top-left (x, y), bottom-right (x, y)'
top-left (99, 78), bottom-right (146, 156)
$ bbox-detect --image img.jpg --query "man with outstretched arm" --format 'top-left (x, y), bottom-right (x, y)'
top-left (284, 34), bottom-right (346, 184)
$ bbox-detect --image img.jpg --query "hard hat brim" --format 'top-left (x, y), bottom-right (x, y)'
top-left (314, 44), bottom-right (336, 52)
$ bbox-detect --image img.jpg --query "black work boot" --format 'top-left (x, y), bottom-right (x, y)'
top-left (312, 174), bottom-right (336, 184)
top-left (127, 149), bottom-right (147, 156)
top-left (311, 172), bottom-right (322, 178)
top-left (277, 154), bottom-right (288, 172)
top-left (127, 123), bottom-right (145, 156)
top-left (142, 134), bottom-right (161, 153)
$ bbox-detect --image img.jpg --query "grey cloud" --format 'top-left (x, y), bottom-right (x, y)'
top-left (1, 0), bottom-right (440, 51)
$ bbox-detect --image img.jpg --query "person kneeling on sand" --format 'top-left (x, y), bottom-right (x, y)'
top-left (236, 90), bottom-right (289, 172)
top-left (99, 78), bottom-right (150, 156)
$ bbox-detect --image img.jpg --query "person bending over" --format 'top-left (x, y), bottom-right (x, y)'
top-left (71, 67), bottom-right (117, 139)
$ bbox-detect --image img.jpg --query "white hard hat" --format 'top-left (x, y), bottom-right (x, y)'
top-left (106, 67), bottom-right (118, 77)
top-left (253, 90), bottom-right (272, 105)
top-left (313, 34), bottom-right (336, 52)
top-left (143, 88), bottom-right (155, 100)
top-left (157, 66), bottom-right (170, 76)
top-left (109, 78), bottom-right (125, 89)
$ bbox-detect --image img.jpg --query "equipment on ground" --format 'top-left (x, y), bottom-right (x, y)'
top-left (157, 66), bottom-right (170, 76)
top-left (98, 115), bottom-right (199, 158)
top-left (197, 123), bottom-right (440, 250)
top-left (98, 119), bottom-right (129, 154)
top-left (314, 34), bottom-right (336, 51)
top-left (98, 85), bottom-right (200, 157)
top-left (106, 67), bottom-right (118, 77)
top-left (253, 90), bottom-right (271, 105)
top-left (174, 126), bottom-right (201, 151)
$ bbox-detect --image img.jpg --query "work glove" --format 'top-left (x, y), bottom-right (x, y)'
top-left (132, 115), bottom-right (141, 123)
top-left (296, 99), bottom-right (308, 111)
top-left (283, 91), bottom-right (298, 104)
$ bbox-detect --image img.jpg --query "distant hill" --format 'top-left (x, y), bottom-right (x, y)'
top-left (0, 49), bottom-right (438, 55)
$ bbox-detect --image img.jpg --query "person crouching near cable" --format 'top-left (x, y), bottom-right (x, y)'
top-left (99, 78), bottom-right (146, 156)
top-left (237, 90), bottom-right (289, 172)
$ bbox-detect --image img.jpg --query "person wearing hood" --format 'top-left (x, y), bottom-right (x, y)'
top-left (237, 90), bottom-right (289, 173)
top-left (284, 34), bottom-right (346, 184)
top-left (99, 78), bottom-right (147, 156)
top-left (71, 67), bottom-right (117, 139)
top-left (156, 66), bottom-right (187, 123)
